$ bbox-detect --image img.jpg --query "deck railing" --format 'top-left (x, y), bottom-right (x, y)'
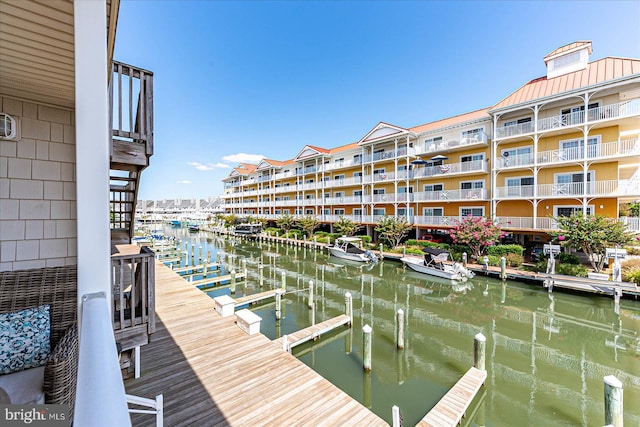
top-left (110, 61), bottom-right (154, 156)
top-left (495, 179), bottom-right (639, 199)
top-left (111, 246), bottom-right (156, 338)
top-left (496, 216), bottom-right (640, 231)
top-left (496, 98), bottom-right (640, 139)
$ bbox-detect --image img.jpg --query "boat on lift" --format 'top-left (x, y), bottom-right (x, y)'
top-left (400, 247), bottom-right (474, 281)
top-left (233, 223), bottom-right (263, 238)
top-left (326, 237), bottom-right (378, 263)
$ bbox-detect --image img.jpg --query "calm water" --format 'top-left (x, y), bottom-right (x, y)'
top-left (163, 227), bottom-right (640, 426)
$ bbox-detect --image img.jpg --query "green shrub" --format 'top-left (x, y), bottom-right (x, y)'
top-left (557, 253), bottom-right (580, 265)
top-left (625, 245), bottom-right (640, 256)
top-left (265, 227), bottom-right (281, 235)
top-left (505, 253), bottom-right (523, 267)
top-left (556, 263), bottom-right (588, 277)
top-left (406, 239), bottom-right (418, 246)
top-left (486, 244), bottom-right (524, 256)
top-left (357, 235), bottom-right (372, 244)
top-left (622, 259), bottom-right (640, 284)
top-left (535, 259), bottom-right (549, 273)
top-left (287, 229), bottom-right (303, 239)
top-left (405, 248), bottom-right (424, 255)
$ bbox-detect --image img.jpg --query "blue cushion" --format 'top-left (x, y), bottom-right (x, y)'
top-left (0, 305), bottom-right (51, 375)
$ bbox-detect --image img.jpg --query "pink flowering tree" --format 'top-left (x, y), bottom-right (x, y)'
top-left (448, 216), bottom-right (506, 259)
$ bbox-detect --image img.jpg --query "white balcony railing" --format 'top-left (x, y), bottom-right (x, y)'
top-left (414, 131), bottom-right (488, 156)
top-left (495, 216), bottom-right (640, 232)
top-left (496, 99), bottom-right (640, 139)
top-left (412, 160), bottom-right (487, 178)
top-left (413, 188), bottom-right (487, 202)
top-left (495, 179), bottom-right (640, 199)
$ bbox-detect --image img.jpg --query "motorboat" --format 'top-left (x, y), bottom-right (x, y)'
top-left (400, 247), bottom-right (474, 281)
top-left (326, 237), bottom-right (378, 263)
top-left (233, 223), bottom-right (262, 238)
top-left (187, 223), bottom-right (200, 232)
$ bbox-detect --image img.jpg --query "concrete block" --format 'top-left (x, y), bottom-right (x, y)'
top-left (43, 220), bottom-right (56, 238)
top-left (55, 219), bottom-right (76, 238)
top-left (44, 181), bottom-right (63, 200)
top-left (7, 158), bottom-right (31, 179)
top-left (16, 240), bottom-right (39, 261)
top-left (63, 124), bottom-right (75, 145)
top-left (21, 117), bottom-right (50, 140)
top-left (2, 98), bottom-right (22, 117)
top-left (38, 105), bottom-right (71, 124)
top-left (51, 201), bottom-right (70, 220)
top-left (0, 140), bottom-right (16, 157)
top-left (50, 123), bottom-right (64, 143)
top-left (63, 182), bottom-right (75, 200)
top-left (49, 142), bottom-right (74, 162)
top-left (22, 102), bottom-right (37, 119)
top-left (17, 139), bottom-right (36, 159)
top-left (32, 160), bottom-right (61, 181)
top-left (10, 178), bottom-right (42, 199)
top-left (0, 199), bottom-right (18, 220)
top-left (0, 241), bottom-right (16, 262)
top-left (67, 238), bottom-right (77, 257)
top-left (40, 239), bottom-right (67, 259)
top-left (214, 295), bottom-right (236, 318)
top-left (0, 178), bottom-right (8, 198)
top-left (0, 157), bottom-right (6, 177)
top-left (25, 220), bottom-right (44, 240)
top-left (45, 258), bottom-right (66, 267)
top-left (60, 162), bottom-right (74, 181)
top-left (36, 141), bottom-right (49, 160)
top-left (19, 200), bottom-right (50, 220)
top-left (0, 220), bottom-right (25, 240)
top-left (13, 260), bottom-right (46, 270)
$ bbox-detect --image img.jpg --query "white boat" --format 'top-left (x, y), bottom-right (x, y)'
top-left (327, 237), bottom-right (378, 263)
top-left (233, 223), bottom-right (262, 238)
top-left (401, 247), bottom-right (474, 281)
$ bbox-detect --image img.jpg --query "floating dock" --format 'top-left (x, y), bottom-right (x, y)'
top-left (278, 314), bottom-right (352, 352)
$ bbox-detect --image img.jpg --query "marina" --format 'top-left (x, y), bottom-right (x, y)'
top-left (133, 226), bottom-right (640, 426)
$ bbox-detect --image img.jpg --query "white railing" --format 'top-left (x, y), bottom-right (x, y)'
top-left (324, 195), bottom-right (363, 205)
top-left (413, 188), bottom-right (487, 202)
top-left (496, 99), bottom-right (640, 139)
top-left (74, 292), bottom-right (131, 425)
top-left (414, 131), bottom-right (488, 156)
top-left (413, 215), bottom-right (461, 226)
top-left (322, 156), bottom-right (369, 172)
top-left (412, 160), bottom-right (487, 177)
top-left (273, 171), bottom-right (294, 180)
top-left (495, 216), bottom-right (640, 232)
top-left (495, 179), bottom-right (640, 198)
top-left (324, 175), bottom-right (365, 189)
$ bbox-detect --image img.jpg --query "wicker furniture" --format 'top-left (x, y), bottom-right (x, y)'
top-left (0, 265), bottom-right (78, 416)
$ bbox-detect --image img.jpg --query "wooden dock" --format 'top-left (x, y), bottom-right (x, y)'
top-left (278, 314), bottom-right (352, 351)
top-left (172, 263), bottom-right (221, 274)
top-left (124, 258), bottom-right (386, 426)
top-left (191, 272), bottom-right (246, 288)
top-left (417, 367), bottom-right (487, 427)
top-left (234, 289), bottom-right (279, 307)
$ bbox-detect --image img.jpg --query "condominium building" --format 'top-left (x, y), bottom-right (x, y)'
top-left (222, 41), bottom-right (640, 243)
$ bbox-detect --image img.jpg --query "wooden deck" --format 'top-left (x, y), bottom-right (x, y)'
top-left (278, 315), bottom-right (352, 351)
top-left (234, 289), bottom-right (279, 307)
top-left (417, 367), bottom-right (487, 427)
top-left (190, 272), bottom-right (246, 287)
top-left (124, 260), bottom-right (386, 426)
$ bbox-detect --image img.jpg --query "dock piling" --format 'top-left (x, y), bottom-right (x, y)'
top-left (345, 292), bottom-right (353, 325)
top-left (462, 252), bottom-right (467, 268)
top-left (308, 280), bottom-right (314, 308)
top-left (281, 271), bottom-right (286, 291)
top-left (259, 264), bottom-right (264, 287)
top-left (500, 257), bottom-right (506, 280)
top-left (379, 243), bottom-right (384, 259)
top-left (242, 259), bottom-right (248, 279)
top-left (604, 375), bottom-right (623, 427)
top-left (230, 270), bottom-right (236, 293)
top-left (474, 333), bottom-right (486, 371)
top-left (275, 289), bottom-right (283, 320)
top-left (363, 324), bottom-right (372, 371)
top-left (392, 406), bottom-right (402, 427)
top-left (396, 309), bottom-right (405, 349)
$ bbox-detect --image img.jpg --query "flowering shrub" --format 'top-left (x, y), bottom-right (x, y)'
top-left (448, 216), bottom-right (506, 259)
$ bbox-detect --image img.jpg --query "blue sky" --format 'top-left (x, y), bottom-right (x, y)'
top-left (114, 0), bottom-right (640, 201)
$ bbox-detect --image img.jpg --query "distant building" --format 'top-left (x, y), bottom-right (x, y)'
top-left (137, 197), bottom-right (224, 217)
top-left (221, 41), bottom-right (640, 245)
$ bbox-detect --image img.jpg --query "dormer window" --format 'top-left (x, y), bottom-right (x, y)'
top-left (545, 41), bottom-right (592, 79)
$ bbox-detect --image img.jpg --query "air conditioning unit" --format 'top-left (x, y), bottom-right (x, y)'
top-left (0, 113), bottom-right (18, 140)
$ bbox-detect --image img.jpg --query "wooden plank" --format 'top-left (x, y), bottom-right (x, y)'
top-left (190, 272), bottom-right (245, 287)
top-left (279, 315), bottom-right (351, 349)
top-left (124, 261), bottom-right (385, 426)
top-left (234, 289), bottom-right (278, 307)
top-left (418, 367), bottom-right (487, 427)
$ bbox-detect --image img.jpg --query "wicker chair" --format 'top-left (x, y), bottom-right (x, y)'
top-left (0, 265), bottom-right (79, 418)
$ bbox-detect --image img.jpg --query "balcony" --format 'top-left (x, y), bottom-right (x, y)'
top-left (325, 175), bottom-right (364, 189)
top-left (414, 131), bottom-right (488, 156)
top-left (495, 179), bottom-right (640, 199)
top-left (323, 155), bottom-right (370, 172)
top-left (412, 160), bottom-right (487, 178)
top-left (495, 216), bottom-right (640, 232)
top-left (324, 195), bottom-right (363, 205)
top-left (413, 188), bottom-right (487, 202)
top-left (110, 62), bottom-right (154, 169)
top-left (495, 99), bottom-right (640, 140)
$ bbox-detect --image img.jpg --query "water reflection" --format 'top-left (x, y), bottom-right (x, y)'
top-left (164, 228), bottom-right (640, 426)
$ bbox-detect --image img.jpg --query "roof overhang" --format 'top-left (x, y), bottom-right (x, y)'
top-left (294, 145), bottom-right (329, 161)
top-left (0, 0), bottom-right (118, 109)
top-left (358, 122), bottom-right (414, 146)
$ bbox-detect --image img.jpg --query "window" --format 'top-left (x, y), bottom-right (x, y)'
top-left (305, 178), bottom-right (314, 184)
top-left (354, 171), bottom-right (363, 183)
top-left (397, 208), bottom-right (414, 217)
top-left (425, 136), bottom-right (443, 149)
top-left (283, 209), bottom-right (290, 214)
top-left (549, 51), bottom-right (581, 71)
top-left (324, 192), bottom-right (330, 199)
top-left (275, 209), bottom-right (281, 214)
top-left (559, 136), bottom-right (600, 160)
top-left (398, 186), bottom-right (413, 194)
top-left (506, 177), bottom-right (534, 197)
top-left (295, 209), bottom-right (302, 215)
top-left (353, 154), bottom-right (363, 164)
top-left (323, 209), bottom-right (330, 215)
top-left (335, 158), bottom-right (344, 168)
top-left (373, 189), bottom-right (385, 195)
top-left (305, 209), bottom-right (314, 215)
top-left (561, 102), bottom-right (598, 126)
top-left (334, 191), bottom-right (344, 198)
top-left (460, 180), bottom-right (484, 190)
top-left (334, 208), bottom-right (345, 215)
top-left (373, 208), bottom-right (386, 216)
top-left (423, 207), bottom-right (443, 216)
top-left (460, 207), bottom-right (484, 217)
top-left (462, 128), bottom-right (483, 140)
top-left (275, 184), bottom-right (281, 188)
top-left (353, 190), bottom-right (363, 197)
top-left (460, 153), bottom-right (484, 162)
top-left (504, 117), bottom-right (532, 127)
top-left (284, 183), bottom-right (290, 187)
top-left (334, 174), bottom-right (345, 182)
top-left (305, 194), bottom-right (314, 199)
top-left (501, 146), bottom-right (532, 166)
top-left (353, 208), bottom-right (363, 216)
top-left (423, 184), bottom-right (444, 192)
top-left (275, 197), bottom-right (281, 201)
top-left (555, 205), bottom-right (593, 217)
top-left (283, 196), bottom-right (290, 201)
top-left (554, 171), bottom-right (594, 195)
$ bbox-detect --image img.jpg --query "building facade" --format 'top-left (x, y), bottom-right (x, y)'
top-left (222, 41), bottom-right (640, 244)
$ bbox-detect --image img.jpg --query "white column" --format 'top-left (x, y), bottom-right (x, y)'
top-left (74, 0), bottom-right (112, 319)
